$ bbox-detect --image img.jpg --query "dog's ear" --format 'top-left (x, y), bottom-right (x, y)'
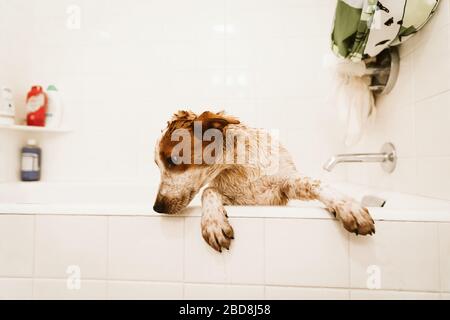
top-left (197, 111), bottom-right (240, 131)
top-left (171, 110), bottom-right (197, 122)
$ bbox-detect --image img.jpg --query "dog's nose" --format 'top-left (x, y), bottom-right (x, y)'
top-left (153, 201), bottom-right (168, 214)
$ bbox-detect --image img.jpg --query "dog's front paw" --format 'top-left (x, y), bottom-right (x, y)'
top-left (201, 207), bottom-right (234, 252)
top-left (329, 198), bottom-right (375, 236)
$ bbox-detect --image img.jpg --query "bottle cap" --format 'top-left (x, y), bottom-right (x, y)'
top-left (27, 139), bottom-right (37, 146)
top-left (27, 86), bottom-right (44, 100)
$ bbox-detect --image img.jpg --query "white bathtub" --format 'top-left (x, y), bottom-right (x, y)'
top-left (0, 182), bottom-right (449, 300)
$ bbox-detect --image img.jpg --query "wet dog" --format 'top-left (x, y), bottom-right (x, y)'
top-left (154, 110), bottom-right (375, 252)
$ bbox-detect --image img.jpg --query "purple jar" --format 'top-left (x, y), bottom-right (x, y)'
top-left (21, 139), bottom-right (41, 182)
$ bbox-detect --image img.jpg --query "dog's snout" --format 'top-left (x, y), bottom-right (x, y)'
top-left (153, 201), bottom-right (168, 214)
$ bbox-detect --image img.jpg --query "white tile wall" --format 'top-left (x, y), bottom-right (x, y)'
top-left (265, 286), bottom-right (349, 300)
top-left (3, 0), bottom-right (446, 199)
top-left (108, 216), bottom-right (184, 281)
top-left (349, 222), bottom-right (440, 292)
top-left (439, 223), bottom-right (450, 293)
top-left (184, 283), bottom-right (264, 300)
top-left (0, 215), bottom-right (450, 299)
top-left (415, 93), bottom-right (450, 158)
top-left (265, 219), bottom-right (349, 288)
top-left (345, 1), bottom-right (450, 201)
top-left (0, 0), bottom-right (344, 185)
top-left (0, 279), bottom-right (33, 300)
top-left (0, 215), bottom-right (34, 277)
top-left (350, 289), bottom-right (440, 300)
top-left (33, 279), bottom-right (107, 300)
top-left (34, 215), bottom-right (108, 279)
top-left (107, 281), bottom-right (183, 300)
top-left (184, 217), bottom-right (264, 285)
top-left (0, 132), bottom-right (24, 183)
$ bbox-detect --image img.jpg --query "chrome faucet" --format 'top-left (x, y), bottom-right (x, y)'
top-left (323, 142), bottom-right (397, 173)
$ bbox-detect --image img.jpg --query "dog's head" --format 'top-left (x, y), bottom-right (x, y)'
top-left (153, 110), bottom-right (240, 214)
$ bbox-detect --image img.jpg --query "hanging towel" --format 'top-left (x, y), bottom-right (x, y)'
top-left (331, 0), bottom-right (440, 62)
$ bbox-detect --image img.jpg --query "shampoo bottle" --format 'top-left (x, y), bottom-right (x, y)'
top-left (26, 86), bottom-right (47, 127)
top-left (0, 87), bottom-right (15, 125)
top-left (45, 85), bottom-right (62, 128)
top-left (21, 139), bottom-right (41, 182)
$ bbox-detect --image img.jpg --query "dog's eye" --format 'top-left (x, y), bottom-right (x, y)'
top-left (166, 156), bottom-right (179, 167)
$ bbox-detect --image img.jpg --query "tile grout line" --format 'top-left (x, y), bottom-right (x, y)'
top-left (414, 88), bottom-right (450, 106)
top-left (105, 216), bottom-right (110, 300)
top-left (347, 231), bottom-right (351, 300)
top-left (411, 58), bottom-right (418, 196)
top-left (437, 223), bottom-right (442, 296)
top-left (2, 276), bottom-right (445, 296)
top-left (31, 214), bottom-right (37, 299)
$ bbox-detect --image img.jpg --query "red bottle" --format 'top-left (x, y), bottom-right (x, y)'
top-left (26, 86), bottom-right (48, 127)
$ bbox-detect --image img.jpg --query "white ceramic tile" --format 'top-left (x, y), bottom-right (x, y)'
top-left (412, 25), bottom-right (450, 101)
top-left (350, 221), bottom-right (440, 292)
top-left (33, 279), bottom-right (107, 300)
top-left (265, 219), bottom-right (349, 288)
top-left (374, 104), bottom-right (416, 158)
top-left (225, 7), bottom-right (286, 40)
top-left (347, 104), bottom-right (415, 161)
top-left (34, 216), bottom-right (108, 279)
top-left (0, 133), bottom-right (23, 183)
top-left (439, 223), bottom-right (450, 292)
top-left (265, 286), bottom-right (349, 300)
top-left (107, 281), bottom-right (183, 300)
top-left (0, 215), bottom-right (34, 277)
top-left (416, 157), bottom-right (450, 200)
top-left (184, 217), bottom-right (264, 285)
top-left (415, 91), bottom-right (450, 157)
top-left (350, 289), bottom-right (440, 300)
top-left (184, 284), bottom-right (264, 300)
top-left (376, 54), bottom-right (414, 109)
top-left (108, 216), bottom-right (184, 281)
top-left (345, 163), bottom-right (371, 187)
top-left (0, 278), bottom-right (33, 300)
top-left (365, 157), bottom-right (418, 195)
top-left (389, 158), bottom-right (418, 194)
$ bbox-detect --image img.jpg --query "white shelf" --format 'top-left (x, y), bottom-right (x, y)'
top-left (0, 124), bottom-right (71, 133)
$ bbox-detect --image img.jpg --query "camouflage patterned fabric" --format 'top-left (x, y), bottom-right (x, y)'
top-left (332, 0), bottom-right (440, 61)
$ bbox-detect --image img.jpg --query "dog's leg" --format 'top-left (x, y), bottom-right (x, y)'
top-left (284, 177), bottom-right (375, 235)
top-left (201, 187), bottom-right (234, 252)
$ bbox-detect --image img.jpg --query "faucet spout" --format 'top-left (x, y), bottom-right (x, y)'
top-left (323, 156), bottom-right (339, 172)
top-left (323, 143), bottom-right (397, 174)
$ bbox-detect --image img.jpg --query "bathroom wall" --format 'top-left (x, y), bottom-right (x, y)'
top-left (0, 1), bottom-right (31, 183)
top-left (344, 0), bottom-right (450, 201)
top-left (1, 213), bottom-right (450, 300)
top-left (0, 0), bottom-right (343, 186)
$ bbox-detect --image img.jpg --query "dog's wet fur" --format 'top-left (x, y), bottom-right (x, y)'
top-left (154, 110), bottom-right (375, 252)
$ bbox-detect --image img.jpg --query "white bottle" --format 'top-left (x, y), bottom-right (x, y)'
top-left (45, 85), bottom-right (63, 128)
top-left (0, 87), bottom-right (15, 125)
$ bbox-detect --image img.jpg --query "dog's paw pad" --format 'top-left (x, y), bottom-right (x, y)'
top-left (332, 199), bottom-right (375, 236)
top-left (201, 209), bottom-right (234, 252)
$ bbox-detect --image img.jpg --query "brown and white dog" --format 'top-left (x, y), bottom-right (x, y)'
top-left (154, 110), bottom-right (375, 252)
